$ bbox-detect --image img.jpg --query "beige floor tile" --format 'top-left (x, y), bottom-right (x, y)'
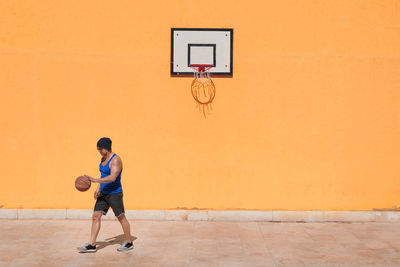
top-left (1, 220), bottom-right (400, 266)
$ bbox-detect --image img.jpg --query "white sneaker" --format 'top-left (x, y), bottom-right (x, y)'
top-left (117, 241), bottom-right (134, 252)
top-left (77, 242), bottom-right (97, 253)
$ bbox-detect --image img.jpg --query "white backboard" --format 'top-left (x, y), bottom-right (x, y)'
top-left (171, 28), bottom-right (233, 77)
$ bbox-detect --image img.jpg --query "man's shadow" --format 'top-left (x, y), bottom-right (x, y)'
top-left (96, 234), bottom-right (137, 250)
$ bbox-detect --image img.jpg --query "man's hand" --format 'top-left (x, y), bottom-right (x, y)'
top-left (84, 174), bottom-right (98, 183)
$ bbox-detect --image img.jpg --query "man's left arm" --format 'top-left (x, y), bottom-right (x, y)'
top-left (85, 157), bottom-right (122, 184)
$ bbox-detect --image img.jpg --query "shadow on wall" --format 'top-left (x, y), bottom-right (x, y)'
top-left (373, 206), bottom-right (400, 211)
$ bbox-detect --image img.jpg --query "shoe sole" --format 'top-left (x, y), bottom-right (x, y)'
top-left (78, 249), bottom-right (97, 253)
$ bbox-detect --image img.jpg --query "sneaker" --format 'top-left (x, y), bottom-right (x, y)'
top-left (117, 241), bottom-right (134, 252)
top-left (77, 242), bottom-right (97, 253)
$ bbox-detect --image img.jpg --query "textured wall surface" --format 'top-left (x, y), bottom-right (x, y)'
top-left (0, 0), bottom-right (399, 210)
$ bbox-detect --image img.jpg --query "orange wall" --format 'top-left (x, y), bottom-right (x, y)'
top-left (1, 0), bottom-right (399, 210)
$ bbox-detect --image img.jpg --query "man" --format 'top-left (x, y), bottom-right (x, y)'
top-left (77, 137), bottom-right (133, 253)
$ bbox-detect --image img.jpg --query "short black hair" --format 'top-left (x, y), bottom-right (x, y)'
top-left (97, 137), bottom-right (112, 151)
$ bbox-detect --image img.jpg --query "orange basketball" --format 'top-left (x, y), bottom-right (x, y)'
top-left (75, 176), bottom-right (91, 192)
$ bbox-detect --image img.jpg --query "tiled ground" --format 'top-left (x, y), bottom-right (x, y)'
top-left (1, 219), bottom-right (400, 266)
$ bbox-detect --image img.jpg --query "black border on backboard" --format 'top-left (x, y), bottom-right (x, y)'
top-left (171, 28), bottom-right (233, 77)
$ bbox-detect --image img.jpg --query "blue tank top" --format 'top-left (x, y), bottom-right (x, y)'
top-left (99, 153), bottom-right (123, 194)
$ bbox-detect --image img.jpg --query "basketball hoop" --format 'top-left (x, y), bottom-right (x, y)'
top-left (189, 64), bottom-right (216, 118)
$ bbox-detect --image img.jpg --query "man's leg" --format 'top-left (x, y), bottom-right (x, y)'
top-left (117, 213), bottom-right (132, 243)
top-left (90, 211), bottom-right (103, 245)
top-left (109, 192), bottom-right (131, 243)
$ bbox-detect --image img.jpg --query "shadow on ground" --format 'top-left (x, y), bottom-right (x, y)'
top-left (96, 234), bottom-right (137, 250)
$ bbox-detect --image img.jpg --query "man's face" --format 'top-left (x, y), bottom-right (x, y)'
top-left (97, 147), bottom-right (108, 157)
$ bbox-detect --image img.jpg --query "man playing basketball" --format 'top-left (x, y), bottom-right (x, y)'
top-left (77, 137), bottom-right (133, 253)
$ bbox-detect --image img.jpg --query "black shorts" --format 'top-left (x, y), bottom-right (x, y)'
top-left (94, 191), bottom-right (125, 217)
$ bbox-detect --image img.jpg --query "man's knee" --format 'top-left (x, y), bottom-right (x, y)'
top-left (92, 211), bottom-right (103, 221)
top-left (117, 213), bottom-right (127, 221)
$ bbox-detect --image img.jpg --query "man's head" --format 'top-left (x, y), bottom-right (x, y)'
top-left (97, 137), bottom-right (112, 157)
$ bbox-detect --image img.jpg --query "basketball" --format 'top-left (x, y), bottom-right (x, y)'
top-left (75, 176), bottom-right (91, 192)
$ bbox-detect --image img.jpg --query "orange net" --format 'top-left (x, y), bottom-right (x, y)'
top-left (190, 65), bottom-right (216, 118)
